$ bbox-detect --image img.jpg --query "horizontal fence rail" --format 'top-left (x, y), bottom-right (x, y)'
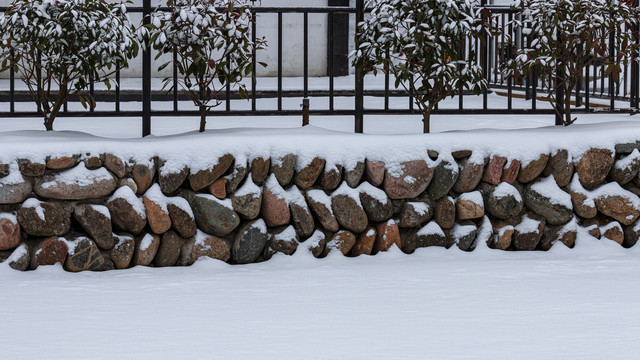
top-left (0, 1), bottom-right (638, 136)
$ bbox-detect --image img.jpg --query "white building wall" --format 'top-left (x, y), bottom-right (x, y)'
top-left (0, 0), bottom-right (331, 78)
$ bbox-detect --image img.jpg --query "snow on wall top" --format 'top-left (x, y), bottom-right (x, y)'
top-left (0, 123), bottom-right (637, 174)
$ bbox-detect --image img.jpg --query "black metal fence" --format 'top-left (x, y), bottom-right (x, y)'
top-left (0, 0), bottom-right (638, 136)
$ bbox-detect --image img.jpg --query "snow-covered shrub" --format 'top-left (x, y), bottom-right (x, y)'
top-left (505, 0), bottom-right (638, 126)
top-left (0, 0), bottom-right (140, 131)
top-left (149, 0), bottom-right (266, 133)
top-left (353, 0), bottom-right (488, 133)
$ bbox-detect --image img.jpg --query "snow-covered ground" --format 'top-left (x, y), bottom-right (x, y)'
top-left (2, 92), bottom-right (640, 359)
top-left (2, 238), bottom-right (640, 359)
top-left (0, 91), bottom-right (630, 138)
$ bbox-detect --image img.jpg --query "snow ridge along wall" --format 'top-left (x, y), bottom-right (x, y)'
top-left (1, 127), bottom-right (640, 271)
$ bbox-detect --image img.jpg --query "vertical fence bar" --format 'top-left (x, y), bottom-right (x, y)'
top-left (585, 64), bottom-right (590, 110)
top-left (89, 81), bottom-right (95, 112)
top-left (116, 66), bottom-right (121, 112)
top-left (556, 32), bottom-right (564, 126)
top-left (355, 0), bottom-right (364, 133)
top-left (277, 11), bottom-right (283, 112)
top-left (328, 10), bottom-right (334, 111)
top-left (304, 11), bottom-right (309, 99)
top-left (532, 67), bottom-right (537, 110)
top-left (173, 49), bottom-right (178, 112)
top-left (507, 13), bottom-right (513, 111)
top-left (481, 0), bottom-right (488, 110)
top-left (458, 39), bottom-right (464, 110)
top-left (252, 9), bottom-right (257, 112)
top-left (384, 49), bottom-right (389, 110)
top-left (226, 54), bottom-right (231, 111)
top-left (142, 0), bottom-right (151, 137)
top-left (609, 13), bottom-right (615, 112)
top-left (632, 0), bottom-right (639, 109)
top-left (9, 49), bottom-right (14, 113)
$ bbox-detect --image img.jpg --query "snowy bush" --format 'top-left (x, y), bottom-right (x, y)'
top-left (0, 0), bottom-right (140, 131)
top-left (505, 0), bottom-right (638, 126)
top-left (149, 0), bottom-right (266, 133)
top-left (353, 0), bottom-right (489, 133)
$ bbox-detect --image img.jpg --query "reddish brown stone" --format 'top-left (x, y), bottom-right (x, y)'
top-left (491, 223), bottom-right (514, 250)
top-left (18, 160), bottom-right (46, 177)
top-left (331, 194), bottom-right (369, 234)
top-left (576, 148), bottom-right (614, 190)
top-left (132, 163), bottom-right (155, 195)
top-left (294, 157), bottom-right (325, 190)
top-left (452, 150), bottom-right (472, 159)
top-left (365, 159), bottom-right (385, 187)
top-left (208, 177), bottom-right (229, 199)
top-left (0, 216), bottom-right (20, 251)
top-left (250, 157), bottom-right (270, 184)
top-left (83, 156), bottom-right (103, 170)
top-left (595, 193), bottom-right (640, 226)
top-left (482, 156), bottom-right (507, 185)
top-left (179, 233), bottom-right (231, 266)
top-left (571, 192), bottom-right (597, 219)
top-left (602, 223), bottom-right (624, 245)
top-left (188, 154), bottom-right (234, 191)
top-left (167, 201), bottom-right (197, 238)
top-left (351, 227), bottom-right (377, 256)
top-left (383, 160), bottom-right (434, 199)
top-left (47, 156), bottom-right (78, 170)
top-left (30, 237), bottom-right (68, 269)
top-left (374, 220), bottom-right (402, 253)
top-left (143, 197), bottom-right (172, 235)
top-left (434, 197), bottom-right (456, 230)
top-left (132, 233), bottom-right (160, 266)
top-left (544, 150), bottom-right (573, 187)
top-left (501, 160), bottom-right (521, 184)
top-left (324, 230), bottom-right (357, 256)
top-left (261, 182), bottom-right (290, 228)
top-left (453, 157), bottom-right (486, 193)
top-left (518, 154), bottom-right (549, 184)
top-left (104, 154), bottom-right (126, 178)
top-left (319, 165), bottom-right (343, 192)
top-left (456, 198), bottom-right (484, 220)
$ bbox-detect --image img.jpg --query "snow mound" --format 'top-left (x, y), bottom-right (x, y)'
top-left (233, 177), bottom-right (261, 198)
top-left (417, 221), bottom-right (445, 237)
top-left (196, 193), bottom-right (233, 210)
top-left (0, 212), bottom-right (17, 223)
top-left (139, 234), bottom-right (155, 251)
top-left (515, 214), bottom-right (542, 234)
top-left (357, 181), bottom-right (389, 204)
top-left (458, 191), bottom-right (484, 208)
top-left (493, 182), bottom-right (522, 202)
top-left (167, 196), bottom-right (194, 219)
top-left (143, 184), bottom-right (168, 212)
top-left (40, 162), bottom-right (112, 189)
top-left (22, 198), bottom-right (45, 221)
top-left (530, 176), bottom-right (572, 208)
top-left (613, 149), bottom-right (640, 170)
top-left (307, 189), bottom-right (334, 216)
top-left (89, 205), bottom-right (111, 220)
top-left (332, 182), bottom-right (363, 206)
top-left (109, 186), bottom-right (146, 218)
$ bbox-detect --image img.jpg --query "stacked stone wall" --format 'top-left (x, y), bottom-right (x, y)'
top-left (2, 142), bottom-right (640, 271)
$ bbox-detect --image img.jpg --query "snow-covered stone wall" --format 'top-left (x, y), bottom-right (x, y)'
top-left (2, 131), bottom-right (640, 272)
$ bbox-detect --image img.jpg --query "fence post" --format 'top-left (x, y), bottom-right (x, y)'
top-left (142, 0), bottom-right (152, 137)
top-left (556, 62), bottom-right (564, 125)
top-left (633, 0), bottom-right (640, 109)
top-left (481, 0), bottom-right (488, 110)
top-left (354, 0), bottom-right (364, 133)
